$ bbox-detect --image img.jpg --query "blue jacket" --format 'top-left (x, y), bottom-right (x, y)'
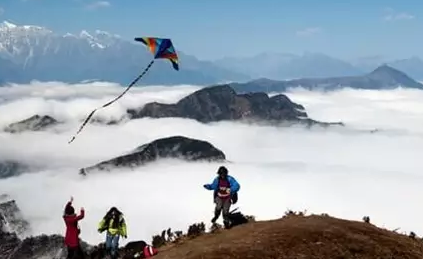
top-left (203, 175), bottom-right (240, 193)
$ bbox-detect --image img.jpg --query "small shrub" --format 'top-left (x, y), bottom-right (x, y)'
top-left (283, 209), bottom-right (306, 218)
top-left (151, 227), bottom-right (185, 247)
top-left (209, 222), bottom-right (223, 233)
top-left (151, 234), bottom-right (166, 248)
top-left (167, 228), bottom-right (184, 243)
top-left (166, 228), bottom-right (174, 242)
top-left (409, 232), bottom-right (416, 239)
top-left (245, 215), bottom-right (256, 222)
top-left (175, 231), bottom-right (183, 238)
top-left (362, 216), bottom-right (370, 224)
top-left (187, 222), bottom-right (206, 238)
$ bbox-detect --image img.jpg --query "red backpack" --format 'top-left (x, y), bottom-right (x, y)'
top-left (143, 245), bottom-right (158, 258)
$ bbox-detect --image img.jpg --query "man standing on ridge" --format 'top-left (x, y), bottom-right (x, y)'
top-left (203, 166), bottom-right (240, 228)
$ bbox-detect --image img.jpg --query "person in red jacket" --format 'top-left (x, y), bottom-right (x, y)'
top-left (63, 196), bottom-right (85, 259)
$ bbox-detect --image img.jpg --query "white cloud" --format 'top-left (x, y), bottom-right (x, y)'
top-left (383, 8), bottom-right (415, 21)
top-left (384, 13), bottom-right (415, 21)
top-left (85, 1), bottom-right (111, 10)
top-left (1, 82), bottom-right (423, 246)
top-left (295, 27), bottom-right (322, 37)
top-left (0, 81), bottom-right (199, 127)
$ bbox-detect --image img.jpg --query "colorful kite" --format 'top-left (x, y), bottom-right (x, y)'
top-left (135, 37), bottom-right (179, 71)
top-left (68, 37), bottom-right (179, 144)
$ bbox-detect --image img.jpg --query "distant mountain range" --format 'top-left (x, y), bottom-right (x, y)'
top-left (0, 21), bottom-right (249, 86)
top-left (213, 52), bottom-right (363, 80)
top-left (229, 65), bottom-right (423, 93)
top-left (214, 52), bottom-right (423, 81)
top-left (1, 20), bottom-right (423, 86)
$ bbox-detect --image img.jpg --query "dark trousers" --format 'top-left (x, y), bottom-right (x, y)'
top-left (67, 246), bottom-right (84, 259)
top-left (213, 196), bottom-right (231, 225)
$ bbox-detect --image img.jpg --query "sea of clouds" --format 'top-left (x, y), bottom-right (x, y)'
top-left (0, 81), bottom-right (422, 246)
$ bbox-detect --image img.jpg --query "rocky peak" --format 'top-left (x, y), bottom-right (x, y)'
top-left (0, 196), bottom-right (31, 237)
top-left (175, 85), bottom-right (239, 122)
top-left (4, 114), bottom-right (59, 133)
top-left (128, 84), bottom-right (318, 125)
top-left (177, 85), bottom-right (237, 107)
top-left (366, 64), bottom-right (423, 88)
top-left (80, 135), bottom-right (226, 174)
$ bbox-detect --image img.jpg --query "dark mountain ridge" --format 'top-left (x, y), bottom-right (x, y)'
top-left (127, 84), bottom-right (343, 127)
top-left (80, 135), bottom-right (226, 174)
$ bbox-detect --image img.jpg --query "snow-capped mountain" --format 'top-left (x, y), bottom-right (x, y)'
top-left (0, 21), bottom-right (249, 86)
top-left (0, 21), bottom-right (53, 64)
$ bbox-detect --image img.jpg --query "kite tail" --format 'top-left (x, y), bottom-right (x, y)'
top-left (68, 59), bottom-right (155, 144)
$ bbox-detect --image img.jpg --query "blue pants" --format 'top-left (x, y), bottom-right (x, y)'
top-left (105, 232), bottom-right (120, 258)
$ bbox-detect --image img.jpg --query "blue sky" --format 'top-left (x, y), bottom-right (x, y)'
top-left (1, 0), bottom-right (422, 61)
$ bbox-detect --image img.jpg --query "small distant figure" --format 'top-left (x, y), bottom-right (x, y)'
top-left (98, 207), bottom-right (127, 259)
top-left (362, 216), bottom-right (370, 224)
top-left (63, 196), bottom-right (85, 259)
top-left (203, 166), bottom-right (240, 228)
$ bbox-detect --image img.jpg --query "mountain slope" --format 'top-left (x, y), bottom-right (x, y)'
top-left (387, 56), bottom-right (423, 81)
top-left (230, 65), bottom-right (423, 93)
top-left (0, 21), bottom-right (249, 86)
top-left (216, 52), bottom-right (423, 82)
top-left (352, 56), bottom-right (423, 81)
top-left (156, 214), bottom-right (423, 259)
top-left (2, 197), bottom-right (423, 259)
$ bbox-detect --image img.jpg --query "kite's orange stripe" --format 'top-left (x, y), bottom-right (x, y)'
top-left (160, 53), bottom-right (178, 60)
top-left (148, 38), bottom-right (156, 55)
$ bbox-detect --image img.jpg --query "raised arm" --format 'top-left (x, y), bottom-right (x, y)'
top-left (76, 207), bottom-right (85, 221)
top-left (203, 177), bottom-right (218, 191)
top-left (63, 196), bottom-right (73, 215)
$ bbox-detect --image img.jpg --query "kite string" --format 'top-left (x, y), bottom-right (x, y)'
top-left (68, 59), bottom-right (156, 144)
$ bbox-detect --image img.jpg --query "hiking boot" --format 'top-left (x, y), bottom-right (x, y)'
top-left (211, 216), bottom-right (217, 223)
top-left (223, 219), bottom-right (231, 229)
top-left (211, 209), bottom-right (221, 223)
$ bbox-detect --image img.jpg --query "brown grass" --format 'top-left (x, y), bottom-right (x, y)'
top-left (152, 213), bottom-right (423, 259)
